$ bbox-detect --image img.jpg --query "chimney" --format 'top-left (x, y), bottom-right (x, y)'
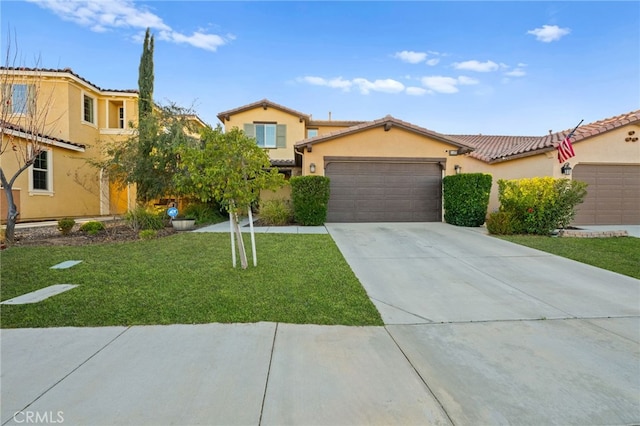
top-left (328, 111), bottom-right (332, 121)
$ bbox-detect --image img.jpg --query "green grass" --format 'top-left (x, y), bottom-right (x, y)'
top-left (499, 235), bottom-right (640, 279)
top-left (0, 233), bottom-right (382, 328)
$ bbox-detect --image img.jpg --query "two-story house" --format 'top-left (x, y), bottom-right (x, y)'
top-left (218, 99), bottom-right (639, 225)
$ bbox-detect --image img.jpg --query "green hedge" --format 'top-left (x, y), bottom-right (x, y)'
top-left (442, 173), bottom-right (492, 227)
top-left (290, 176), bottom-right (331, 226)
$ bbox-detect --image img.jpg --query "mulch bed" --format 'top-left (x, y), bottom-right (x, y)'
top-left (5, 220), bottom-right (178, 248)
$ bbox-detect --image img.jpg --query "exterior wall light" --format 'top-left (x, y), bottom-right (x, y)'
top-left (309, 163), bottom-right (316, 174)
top-left (454, 164), bottom-right (462, 175)
top-left (561, 162), bottom-right (572, 175)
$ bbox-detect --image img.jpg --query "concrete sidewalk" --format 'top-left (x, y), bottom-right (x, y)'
top-left (195, 219), bottom-right (328, 234)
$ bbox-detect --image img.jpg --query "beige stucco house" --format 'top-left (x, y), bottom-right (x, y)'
top-left (219, 99), bottom-right (639, 225)
top-left (0, 67), bottom-right (206, 223)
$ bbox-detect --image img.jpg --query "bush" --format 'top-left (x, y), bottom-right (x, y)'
top-left (182, 201), bottom-right (224, 224)
top-left (486, 211), bottom-right (515, 235)
top-left (259, 199), bottom-right (293, 225)
top-left (290, 176), bottom-right (331, 226)
top-left (125, 207), bottom-right (165, 232)
top-left (497, 177), bottom-right (588, 235)
top-left (79, 221), bottom-right (105, 236)
top-left (57, 218), bottom-right (75, 235)
top-left (139, 229), bottom-right (158, 240)
top-left (442, 173), bottom-right (492, 227)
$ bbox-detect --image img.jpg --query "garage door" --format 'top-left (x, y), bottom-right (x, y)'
top-left (325, 159), bottom-right (442, 222)
top-left (573, 164), bottom-right (640, 225)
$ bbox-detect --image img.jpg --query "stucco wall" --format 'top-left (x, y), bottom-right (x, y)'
top-left (300, 126), bottom-right (461, 177)
top-left (223, 107), bottom-right (306, 161)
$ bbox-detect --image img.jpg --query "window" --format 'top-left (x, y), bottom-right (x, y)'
top-left (83, 94), bottom-right (95, 123)
top-left (118, 107), bottom-right (124, 128)
top-left (307, 129), bottom-right (318, 138)
top-left (244, 123), bottom-right (286, 148)
top-left (32, 150), bottom-right (49, 191)
top-left (256, 123), bottom-right (276, 148)
top-left (1, 83), bottom-right (35, 115)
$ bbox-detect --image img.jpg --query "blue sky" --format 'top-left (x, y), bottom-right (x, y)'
top-left (2, 1), bottom-right (638, 135)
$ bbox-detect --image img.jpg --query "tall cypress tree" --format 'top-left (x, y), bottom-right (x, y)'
top-left (136, 28), bottom-right (155, 204)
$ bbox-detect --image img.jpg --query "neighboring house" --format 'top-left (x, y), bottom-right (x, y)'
top-left (219, 99), bottom-right (640, 225)
top-left (0, 67), bottom-right (206, 222)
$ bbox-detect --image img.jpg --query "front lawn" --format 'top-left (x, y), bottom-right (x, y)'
top-left (0, 233), bottom-right (383, 328)
top-left (499, 235), bottom-right (640, 279)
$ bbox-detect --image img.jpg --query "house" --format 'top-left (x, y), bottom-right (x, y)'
top-left (0, 67), bottom-right (206, 222)
top-left (218, 99), bottom-right (640, 225)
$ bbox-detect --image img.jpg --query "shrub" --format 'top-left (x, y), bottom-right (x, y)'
top-left (486, 211), bottom-right (515, 235)
top-left (182, 201), bottom-right (223, 224)
top-left (125, 207), bottom-right (165, 232)
top-left (139, 229), bottom-right (158, 240)
top-left (497, 177), bottom-right (588, 235)
top-left (79, 221), bottom-right (105, 236)
top-left (57, 218), bottom-right (75, 235)
top-left (442, 173), bottom-right (492, 227)
top-left (259, 199), bottom-right (293, 226)
top-left (290, 176), bottom-right (331, 226)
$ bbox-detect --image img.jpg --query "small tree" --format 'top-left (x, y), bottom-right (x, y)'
top-left (136, 27), bottom-right (156, 204)
top-left (175, 126), bottom-right (285, 269)
top-left (0, 31), bottom-right (60, 244)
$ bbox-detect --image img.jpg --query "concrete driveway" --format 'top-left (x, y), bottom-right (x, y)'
top-left (327, 222), bottom-right (640, 425)
top-left (2, 223), bottom-right (638, 425)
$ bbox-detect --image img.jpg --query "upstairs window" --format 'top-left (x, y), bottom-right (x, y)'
top-left (118, 107), bottom-right (124, 128)
top-left (1, 83), bottom-right (35, 115)
top-left (83, 94), bottom-right (95, 124)
top-left (307, 128), bottom-right (318, 138)
top-left (243, 123), bottom-right (287, 148)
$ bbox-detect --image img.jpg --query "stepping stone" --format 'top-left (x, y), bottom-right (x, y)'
top-left (50, 260), bottom-right (82, 269)
top-left (1, 284), bottom-right (78, 305)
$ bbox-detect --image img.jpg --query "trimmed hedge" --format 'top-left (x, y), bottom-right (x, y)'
top-left (442, 173), bottom-right (492, 227)
top-left (290, 176), bottom-right (331, 226)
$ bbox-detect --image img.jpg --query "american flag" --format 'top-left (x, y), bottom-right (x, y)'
top-left (557, 120), bottom-right (583, 163)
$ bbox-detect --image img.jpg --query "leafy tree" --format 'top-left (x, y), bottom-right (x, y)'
top-left (0, 30), bottom-right (61, 244)
top-left (175, 126), bottom-right (285, 269)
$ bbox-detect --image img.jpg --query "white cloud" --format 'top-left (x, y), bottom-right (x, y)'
top-left (527, 24), bottom-right (570, 42)
top-left (420, 75), bottom-right (478, 94)
top-left (394, 50), bottom-right (428, 64)
top-left (453, 60), bottom-right (499, 72)
top-left (426, 58), bottom-right (440, 66)
top-left (406, 86), bottom-right (427, 96)
top-left (299, 76), bottom-right (352, 91)
top-left (353, 78), bottom-right (405, 94)
top-left (504, 68), bottom-right (526, 77)
top-left (26, 0), bottom-right (230, 51)
top-left (420, 76), bottom-right (460, 94)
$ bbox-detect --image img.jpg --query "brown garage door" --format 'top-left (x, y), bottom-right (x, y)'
top-left (573, 164), bottom-right (640, 225)
top-left (325, 159), bottom-right (442, 222)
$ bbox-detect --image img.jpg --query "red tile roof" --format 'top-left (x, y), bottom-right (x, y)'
top-left (447, 109), bottom-right (640, 163)
top-left (0, 67), bottom-right (138, 94)
top-left (295, 115), bottom-right (475, 153)
top-left (217, 99), bottom-right (310, 123)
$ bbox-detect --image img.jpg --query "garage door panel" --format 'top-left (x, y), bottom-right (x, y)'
top-left (573, 164), bottom-right (639, 225)
top-left (326, 160), bottom-right (442, 222)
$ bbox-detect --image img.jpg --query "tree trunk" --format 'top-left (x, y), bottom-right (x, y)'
top-left (230, 210), bottom-right (248, 269)
top-left (0, 168), bottom-right (19, 244)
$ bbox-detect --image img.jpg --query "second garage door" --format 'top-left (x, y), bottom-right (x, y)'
top-left (572, 164), bottom-right (640, 225)
top-left (325, 159), bottom-right (442, 222)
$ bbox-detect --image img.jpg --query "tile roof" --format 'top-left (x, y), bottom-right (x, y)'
top-left (217, 99), bottom-right (310, 123)
top-left (1, 120), bottom-right (86, 151)
top-left (308, 119), bottom-right (367, 127)
top-left (270, 159), bottom-right (296, 167)
top-left (295, 115), bottom-right (475, 153)
top-left (0, 67), bottom-right (138, 94)
top-left (447, 109), bottom-right (640, 163)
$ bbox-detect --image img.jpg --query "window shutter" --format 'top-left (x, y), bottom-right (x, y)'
top-left (243, 123), bottom-right (255, 138)
top-left (276, 124), bottom-right (286, 148)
